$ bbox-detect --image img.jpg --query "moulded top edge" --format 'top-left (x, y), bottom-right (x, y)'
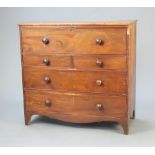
top-left (18, 20), bottom-right (137, 27)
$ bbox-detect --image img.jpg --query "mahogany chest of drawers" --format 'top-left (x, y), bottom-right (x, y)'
top-left (19, 21), bottom-right (136, 134)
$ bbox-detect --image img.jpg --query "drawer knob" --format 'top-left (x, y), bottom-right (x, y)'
top-left (96, 80), bottom-right (102, 86)
top-left (96, 58), bottom-right (103, 67)
top-left (96, 39), bottom-right (103, 45)
top-left (43, 58), bottom-right (49, 65)
top-left (96, 104), bottom-right (103, 110)
top-left (44, 76), bottom-right (51, 83)
top-left (42, 37), bottom-right (49, 44)
top-left (44, 99), bottom-right (51, 107)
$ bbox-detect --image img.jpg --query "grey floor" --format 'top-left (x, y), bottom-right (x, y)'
top-left (0, 101), bottom-right (155, 147)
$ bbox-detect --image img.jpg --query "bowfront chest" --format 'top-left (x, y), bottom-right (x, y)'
top-left (19, 21), bottom-right (136, 134)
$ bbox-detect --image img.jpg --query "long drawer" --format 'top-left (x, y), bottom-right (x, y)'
top-left (24, 68), bottom-right (127, 94)
top-left (21, 27), bottom-right (127, 54)
top-left (25, 90), bottom-right (127, 117)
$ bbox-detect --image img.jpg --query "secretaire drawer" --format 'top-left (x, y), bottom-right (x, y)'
top-left (21, 27), bottom-right (127, 54)
top-left (24, 68), bottom-right (127, 94)
top-left (25, 90), bottom-right (127, 116)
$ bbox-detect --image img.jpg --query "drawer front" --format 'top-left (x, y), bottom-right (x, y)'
top-left (25, 90), bottom-right (127, 116)
top-left (23, 55), bottom-right (72, 68)
top-left (24, 68), bottom-right (127, 94)
top-left (23, 54), bottom-right (127, 70)
top-left (74, 55), bottom-right (127, 70)
top-left (22, 27), bottom-right (127, 54)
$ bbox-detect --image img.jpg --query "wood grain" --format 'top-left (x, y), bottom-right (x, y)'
top-left (25, 90), bottom-right (127, 117)
top-left (19, 21), bottom-right (136, 134)
top-left (127, 22), bottom-right (136, 119)
top-left (74, 55), bottom-right (127, 70)
top-left (21, 27), bottom-right (127, 54)
top-left (24, 68), bottom-right (127, 95)
top-left (23, 55), bottom-right (72, 68)
top-left (23, 54), bottom-right (127, 71)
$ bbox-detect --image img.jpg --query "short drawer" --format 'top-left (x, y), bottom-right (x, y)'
top-left (24, 68), bottom-right (127, 95)
top-left (74, 55), bottom-right (127, 70)
top-left (21, 27), bottom-right (127, 54)
top-left (23, 55), bottom-right (71, 68)
top-left (25, 90), bottom-right (127, 117)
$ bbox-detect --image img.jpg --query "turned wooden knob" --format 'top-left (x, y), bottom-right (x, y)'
top-left (44, 76), bottom-right (51, 83)
top-left (42, 37), bottom-right (49, 44)
top-left (96, 80), bottom-right (102, 86)
top-left (43, 58), bottom-right (49, 65)
top-left (96, 104), bottom-right (103, 110)
top-left (96, 39), bottom-right (103, 45)
top-left (96, 58), bottom-right (103, 67)
top-left (44, 99), bottom-right (51, 107)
